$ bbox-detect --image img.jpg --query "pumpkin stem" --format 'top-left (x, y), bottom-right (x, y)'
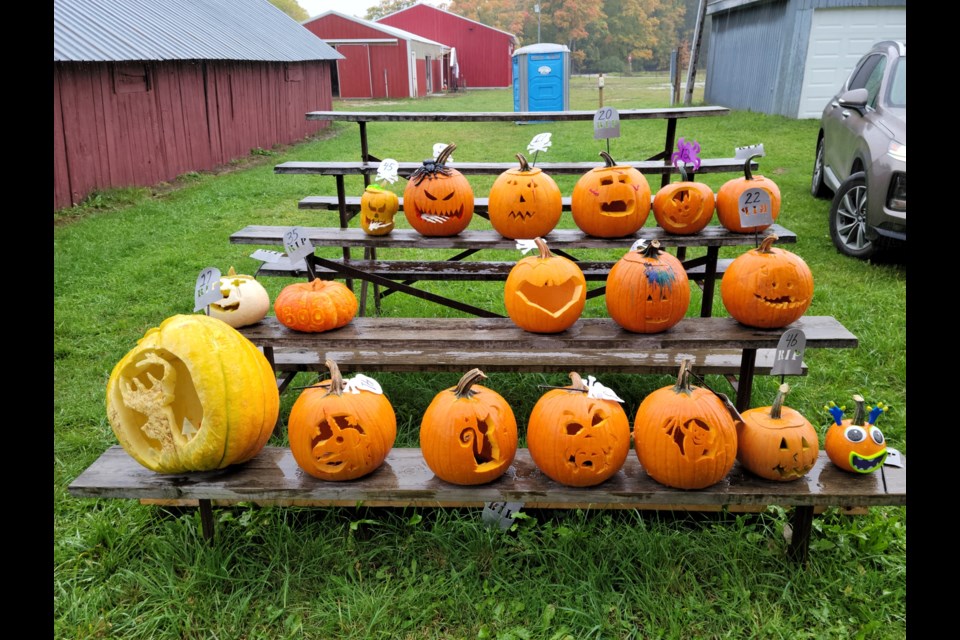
top-left (850, 394), bottom-right (866, 426)
top-left (673, 358), bottom-right (694, 396)
top-left (454, 368), bottom-right (487, 399)
top-left (677, 164), bottom-right (689, 182)
top-left (758, 234), bottom-right (779, 253)
top-left (599, 151), bottom-right (618, 167)
top-left (744, 153), bottom-right (762, 181)
top-left (324, 359), bottom-right (345, 396)
top-left (533, 237), bottom-right (553, 260)
top-left (769, 383), bottom-right (790, 420)
top-left (568, 371), bottom-right (588, 392)
top-left (227, 266), bottom-right (237, 276)
top-left (640, 239), bottom-right (663, 259)
top-left (436, 143), bottom-right (456, 165)
top-left (516, 153), bottom-right (531, 172)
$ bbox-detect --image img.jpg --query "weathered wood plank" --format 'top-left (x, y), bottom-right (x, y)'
top-left (304, 107), bottom-right (731, 123)
top-left (69, 446), bottom-right (906, 509)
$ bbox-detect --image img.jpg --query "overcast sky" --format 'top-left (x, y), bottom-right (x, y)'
top-left (298, 1), bottom-right (445, 20)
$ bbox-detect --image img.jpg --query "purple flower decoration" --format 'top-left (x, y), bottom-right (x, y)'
top-left (671, 137), bottom-right (701, 171)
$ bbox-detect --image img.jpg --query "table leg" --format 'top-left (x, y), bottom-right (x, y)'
top-left (788, 506), bottom-right (814, 563)
top-left (199, 499), bottom-right (215, 543)
top-left (735, 348), bottom-right (757, 412)
top-left (699, 246), bottom-right (719, 318)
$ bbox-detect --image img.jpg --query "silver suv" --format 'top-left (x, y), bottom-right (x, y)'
top-left (811, 41), bottom-right (906, 259)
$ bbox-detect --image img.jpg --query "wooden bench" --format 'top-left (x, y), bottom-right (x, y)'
top-left (68, 445), bottom-right (906, 562)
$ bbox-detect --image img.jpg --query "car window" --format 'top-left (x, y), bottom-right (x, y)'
top-left (848, 54), bottom-right (887, 108)
top-left (887, 57), bottom-right (906, 108)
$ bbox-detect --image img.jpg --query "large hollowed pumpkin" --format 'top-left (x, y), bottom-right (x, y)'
top-left (288, 360), bottom-right (397, 481)
top-left (504, 237), bottom-right (586, 333)
top-left (720, 234), bottom-right (814, 329)
top-left (605, 240), bottom-right (690, 333)
top-left (488, 153), bottom-right (563, 239)
top-left (716, 154), bottom-right (781, 233)
top-left (633, 359), bottom-right (738, 489)
top-left (571, 151), bottom-right (651, 238)
top-left (359, 185), bottom-right (399, 236)
top-left (207, 267), bottom-right (271, 328)
top-left (274, 279), bottom-right (358, 333)
top-left (824, 395), bottom-right (888, 474)
top-left (527, 372), bottom-right (631, 487)
top-left (737, 383), bottom-right (819, 481)
top-left (106, 314), bottom-right (280, 473)
top-left (652, 165), bottom-right (716, 235)
top-left (419, 368), bottom-right (518, 485)
top-left (403, 143), bottom-right (474, 236)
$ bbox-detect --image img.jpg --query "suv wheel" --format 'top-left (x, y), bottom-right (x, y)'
top-left (811, 137), bottom-right (831, 198)
top-left (829, 172), bottom-right (876, 259)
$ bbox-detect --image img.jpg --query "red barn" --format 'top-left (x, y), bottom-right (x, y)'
top-left (303, 11), bottom-right (449, 99)
top-left (377, 2), bottom-right (518, 89)
top-left (53, 0), bottom-right (343, 211)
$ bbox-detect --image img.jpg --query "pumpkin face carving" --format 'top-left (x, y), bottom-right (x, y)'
top-left (721, 234), bottom-right (814, 329)
top-left (571, 151), bottom-right (651, 238)
top-left (738, 383), bottom-right (819, 481)
top-left (488, 153), bottom-right (562, 239)
top-left (359, 185), bottom-right (399, 236)
top-left (606, 240), bottom-right (690, 333)
top-left (288, 360), bottom-right (396, 481)
top-left (652, 166), bottom-right (715, 235)
top-left (207, 267), bottom-right (271, 328)
top-left (824, 395), bottom-right (888, 474)
top-left (403, 143), bottom-right (474, 237)
top-left (527, 372), bottom-right (631, 487)
top-left (504, 237), bottom-right (586, 333)
top-left (716, 154), bottom-right (781, 233)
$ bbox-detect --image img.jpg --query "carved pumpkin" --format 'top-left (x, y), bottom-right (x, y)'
top-left (716, 154), bottom-right (781, 233)
top-left (605, 240), bottom-right (690, 333)
top-left (571, 151), bottom-right (651, 238)
top-left (504, 237), bottom-right (586, 333)
top-left (403, 143), bottom-right (474, 237)
top-left (737, 383), bottom-right (819, 481)
top-left (824, 395), bottom-right (888, 474)
top-left (288, 360), bottom-right (396, 481)
top-left (419, 368), bottom-right (518, 485)
top-left (207, 267), bottom-right (271, 328)
top-left (274, 279), bottom-right (358, 333)
top-left (106, 314), bottom-right (280, 473)
top-left (359, 185), bottom-right (399, 236)
top-left (652, 165), bottom-right (716, 235)
top-left (526, 372), bottom-right (631, 487)
top-left (633, 359), bottom-right (738, 489)
top-left (720, 234), bottom-right (814, 329)
top-left (488, 153), bottom-right (563, 239)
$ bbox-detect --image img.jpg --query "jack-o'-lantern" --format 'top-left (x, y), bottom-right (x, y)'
top-left (737, 383), bottom-right (819, 481)
top-left (716, 154), bottom-right (781, 233)
top-left (633, 359), bottom-right (738, 489)
top-left (403, 143), bottom-right (474, 236)
top-left (504, 237), bottom-right (586, 333)
top-left (571, 151), bottom-right (651, 238)
top-left (824, 395), bottom-right (888, 474)
top-left (488, 153), bottom-right (563, 239)
top-left (359, 185), bottom-right (399, 236)
top-left (274, 279), bottom-right (358, 333)
top-left (652, 165), bottom-right (716, 235)
top-left (287, 360), bottom-right (397, 481)
top-left (721, 234), bottom-right (814, 329)
top-left (419, 368), bottom-right (518, 485)
top-left (207, 267), bottom-right (271, 328)
top-left (605, 240), bottom-right (690, 333)
top-left (527, 372), bottom-right (631, 487)
top-left (106, 314), bottom-right (280, 473)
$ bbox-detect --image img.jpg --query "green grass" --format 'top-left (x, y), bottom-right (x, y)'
top-left (54, 74), bottom-right (906, 639)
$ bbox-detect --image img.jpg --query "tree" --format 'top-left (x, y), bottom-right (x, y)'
top-left (268, 0), bottom-right (308, 22)
top-left (448, 0), bottom-right (528, 41)
top-left (365, 0), bottom-right (444, 21)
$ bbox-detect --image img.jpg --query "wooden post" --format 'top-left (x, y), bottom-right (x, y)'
top-left (684, 0), bottom-right (708, 106)
top-left (598, 73), bottom-right (604, 108)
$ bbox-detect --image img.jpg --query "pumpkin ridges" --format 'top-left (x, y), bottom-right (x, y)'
top-left (504, 237), bottom-right (586, 333)
top-left (359, 185), bottom-right (399, 236)
top-left (488, 153), bottom-right (563, 239)
top-left (207, 267), bottom-right (271, 328)
top-left (274, 279), bottom-right (358, 333)
top-left (571, 151), bottom-right (651, 238)
top-left (606, 240), bottom-right (690, 333)
top-left (403, 143), bottom-right (474, 237)
top-left (737, 383), bottom-right (819, 481)
top-left (652, 165), bottom-right (716, 235)
top-left (715, 153), bottom-right (781, 233)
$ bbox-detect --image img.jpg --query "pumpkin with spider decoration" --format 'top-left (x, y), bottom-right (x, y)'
top-left (403, 143), bottom-right (474, 237)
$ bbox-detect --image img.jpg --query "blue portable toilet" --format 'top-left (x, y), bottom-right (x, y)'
top-left (513, 43), bottom-right (570, 113)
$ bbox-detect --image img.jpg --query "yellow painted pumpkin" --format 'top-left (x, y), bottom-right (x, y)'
top-left (106, 314), bottom-right (280, 473)
top-left (403, 143), bottom-right (474, 237)
top-left (359, 185), bottom-right (399, 236)
top-left (737, 383), bottom-right (819, 481)
top-left (824, 395), bottom-right (888, 474)
top-left (488, 153), bottom-right (563, 239)
top-left (207, 267), bottom-right (271, 328)
top-left (504, 237), bottom-right (586, 334)
top-left (571, 151), bottom-right (651, 238)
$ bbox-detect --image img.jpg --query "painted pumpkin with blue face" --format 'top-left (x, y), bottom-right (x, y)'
top-left (824, 395), bottom-right (888, 474)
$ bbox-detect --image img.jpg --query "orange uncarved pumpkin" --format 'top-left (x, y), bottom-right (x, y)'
top-left (419, 368), bottom-right (518, 485)
top-left (633, 359), bottom-right (738, 489)
top-left (359, 185), bottom-right (399, 236)
top-left (715, 154), bottom-right (781, 233)
top-left (824, 395), bottom-right (888, 474)
top-left (571, 151), bottom-right (651, 238)
top-left (605, 240), bottom-right (690, 333)
top-left (288, 360), bottom-right (397, 481)
top-left (274, 279), bottom-right (358, 333)
top-left (488, 153), bottom-right (563, 239)
top-left (737, 383), bottom-right (819, 481)
top-left (652, 165), bottom-right (716, 235)
top-left (504, 237), bottom-right (586, 334)
top-left (403, 143), bottom-right (474, 237)
top-left (527, 372), bottom-right (631, 487)
top-left (720, 234), bottom-right (814, 329)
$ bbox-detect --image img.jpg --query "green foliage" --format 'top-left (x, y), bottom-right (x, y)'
top-left (267, 0), bottom-right (308, 22)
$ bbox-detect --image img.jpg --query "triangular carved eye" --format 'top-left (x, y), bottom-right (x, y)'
top-left (801, 437), bottom-right (811, 450)
top-left (779, 437), bottom-right (789, 451)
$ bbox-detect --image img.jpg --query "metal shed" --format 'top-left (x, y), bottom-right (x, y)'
top-left (704, 0), bottom-right (906, 118)
top-left (53, 0), bottom-right (343, 211)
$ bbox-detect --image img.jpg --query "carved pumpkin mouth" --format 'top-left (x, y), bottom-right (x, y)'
top-left (754, 294), bottom-right (807, 309)
top-left (415, 206), bottom-right (464, 224)
top-left (846, 449), bottom-right (887, 473)
top-left (362, 214), bottom-right (394, 230)
top-left (507, 209), bottom-right (536, 220)
top-left (516, 279), bottom-right (585, 317)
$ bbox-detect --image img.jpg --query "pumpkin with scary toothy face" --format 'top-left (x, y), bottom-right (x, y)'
top-left (571, 151), bottom-right (651, 238)
top-left (738, 383), bottom-right (819, 481)
top-left (207, 267), bottom-right (271, 328)
top-left (824, 395), bottom-right (888, 474)
top-left (403, 143), bottom-right (474, 237)
top-left (488, 153), bottom-right (562, 239)
top-left (606, 240), bottom-right (690, 334)
top-left (359, 185), bottom-right (399, 236)
top-left (504, 237), bottom-right (586, 333)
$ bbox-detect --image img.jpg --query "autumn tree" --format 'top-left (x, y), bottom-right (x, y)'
top-left (448, 0), bottom-right (529, 42)
top-left (365, 0), bottom-right (447, 20)
top-left (268, 0), bottom-right (308, 22)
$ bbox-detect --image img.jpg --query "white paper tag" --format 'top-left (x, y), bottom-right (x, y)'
top-left (629, 238), bottom-right (648, 252)
top-left (585, 375), bottom-right (625, 402)
top-left (343, 374), bottom-right (383, 395)
top-left (482, 501), bottom-right (524, 530)
top-left (884, 447), bottom-right (903, 468)
top-left (250, 249), bottom-right (287, 264)
top-left (527, 132), bottom-right (553, 154)
top-left (376, 158), bottom-right (399, 184)
top-left (737, 188), bottom-right (774, 229)
top-left (515, 239), bottom-right (539, 255)
top-left (771, 329), bottom-right (806, 376)
top-left (735, 143), bottom-right (765, 161)
top-left (193, 266), bottom-right (222, 312)
top-left (181, 417), bottom-right (198, 437)
top-left (593, 106), bottom-right (620, 140)
top-left (283, 226), bottom-right (314, 263)
top-left (432, 143), bottom-right (451, 162)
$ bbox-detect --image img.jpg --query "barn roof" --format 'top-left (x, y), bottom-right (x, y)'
top-left (381, 2), bottom-right (519, 44)
top-left (306, 10), bottom-right (450, 50)
top-left (54, 0), bottom-right (343, 63)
